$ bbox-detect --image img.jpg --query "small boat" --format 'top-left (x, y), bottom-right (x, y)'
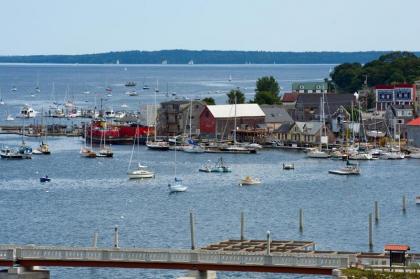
top-left (168, 177), bottom-right (187, 193)
top-left (348, 152), bottom-right (373, 160)
top-left (20, 105), bottom-right (37, 118)
top-left (80, 147), bottom-right (97, 158)
top-left (97, 147), bottom-right (113, 157)
top-left (307, 149), bottom-right (330, 158)
top-left (328, 164), bottom-right (360, 175)
top-left (416, 196), bottom-right (420, 204)
top-left (283, 163), bottom-right (294, 170)
top-left (142, 85), bottom-right (150, 90)
top-left (409, 153), bottom-right (420, 159)
top-left (105, 86), bottom-right (112, 92)
top-left (381, 151), bottom-right (405, 160)
top-left (0, 146), bottom-right (25, 159)
top-left (34, 142), bottom-right (51, 155)
top-left (183, 144), bottom-right (205, 153)
top-left (125, 81), bottom-right (136, 87)
top-left (40, 176), bottom-right (51, 183)
top-left (199, 160), bottom-right (213, 172)
top-left (126, 90), bottom-right (138, 96)
top-left (239, 176), bottom-right (261, 186)
top-left (11, 86), bottom-right (17, 92)
top-left (146, 141), bottom-right (170, 151)
top-left (128, 164), bottom-right (155, 179)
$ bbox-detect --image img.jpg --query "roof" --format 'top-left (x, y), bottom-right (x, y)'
top-left (375, 84), bottom-right (414, 90)
top-left (292, 82), bottom-right (328, 91)
top-left (407, 117), bottom-right (420, 126)
top-left (260, 105), bottom-right (293, 123)
top-left (295, 121), bottom-right (323, 135)
top-left (206, 104), bottom-right (265, 118)
top-left (384, 244), bottom-right (410, 252)
top-left (282, 92), bottom-right (299, 103)
top-left (274, 122), bottom-right (294, 133)
top-left (295, 93), bottom-right (355, 117)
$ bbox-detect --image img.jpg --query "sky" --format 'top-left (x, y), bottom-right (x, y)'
top-left (1, 0), bottom-right (419, 55)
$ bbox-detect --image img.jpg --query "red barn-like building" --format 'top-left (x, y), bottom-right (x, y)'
top-left (199, 104), bottom-right (265, 138)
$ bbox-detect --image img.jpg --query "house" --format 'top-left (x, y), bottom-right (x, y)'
top-left (199, 104), bottom-right (265, 139)
top-left (292, 82), bottom-right (328, 94)
top-left (330, 106), bottom-right (351, 134)
top-left (384, 104), bottom-right (415, 139)
top-left (260, 105), bottom-right (293, 132)
top-left (375, 84), bottom-right (416, 111)
top-left (157, 100), bottom-right (206, 137)
top-left (275, 121), bottom-right (335, 146)
top-left (294, 93), bottom-right (355, 122)
top-left (407, 118), bottom-right (420, 147)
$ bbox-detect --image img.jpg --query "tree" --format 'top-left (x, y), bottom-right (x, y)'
top-left (253, 76), bottom-right (281, 105)
top-left (226, 89), bottom-right (245, 104)
top-left (202, 97), bottom-right (215, 105)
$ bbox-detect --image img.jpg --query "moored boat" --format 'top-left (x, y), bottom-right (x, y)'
top-left (239, 176), bottom-right (261, 186)
top-left (128, 164), bottom-right (155, 179)
top-left (329, 164), bottom-right (360, 175)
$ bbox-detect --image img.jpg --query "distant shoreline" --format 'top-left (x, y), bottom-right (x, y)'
top-left (0, 50), bottom-right (418, 65)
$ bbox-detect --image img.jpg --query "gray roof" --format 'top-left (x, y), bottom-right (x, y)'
top-left (295, 121), bottom-right (323, 135)
top-left (260, 105), bottom-right (293, 124)
top-left (274, 122), bottom-right (294, 133)
top-left (295, 93), bottom-right (355, 116)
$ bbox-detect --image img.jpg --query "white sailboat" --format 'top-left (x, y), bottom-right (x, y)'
top-left (127, 128), bottom-right (154, 179)
top-left (0, 88), bottom-right (5, 105)
top-left (168, 138), bottom-right (187, 193)
top-left (307, 92), bottom-right (330, 158)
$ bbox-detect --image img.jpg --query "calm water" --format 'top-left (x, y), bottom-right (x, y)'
top-left (0, 65), bottom-right (420, 278)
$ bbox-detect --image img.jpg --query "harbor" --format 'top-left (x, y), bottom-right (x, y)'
top-left (1, 64), bottom-right (420, 278)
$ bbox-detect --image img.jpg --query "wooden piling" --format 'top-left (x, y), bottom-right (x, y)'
top-left (93, 232), bottom-right (98, 248)
top-left (402, 195), bottom-right (407, 213)
top-left (368, 214), bottom-right (373, 249)
top-left (114, 226), bottom-right (119, 248)
top-left (299, 209), bottom-right (304, 232)
top-left (374, 201), bottom-right (379, 223)
top-left (240, 212), bottom-right (245, 241)
top-left (190, 211), bottom-right (196, 250)
top-left (266, 231), bottom-right (271, 255)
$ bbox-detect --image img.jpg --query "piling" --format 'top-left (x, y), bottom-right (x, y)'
top-left (374, 201), bottom-right (379, 223)
top-left (402, 195), bottom-right (407, 213)
top-left (266, 231), bottom-right (271, 255)
top-left (240, 212), bottom-right (245, 241)
top-left (368, 214), bottom-right (373, 249)
top-left (114, 226), bottom-right (119, 248)
top-left (299, 208), bottom-right (304, 232)
top-left (190, 211), bottom-right (196, 250)
top-left (92, 232), bottom-right (98, 248)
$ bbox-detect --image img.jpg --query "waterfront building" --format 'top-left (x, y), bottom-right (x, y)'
top-left (274, 121), bottom-right (335, 146)
top-left (259, 104), bottom-right (293, 132)
top-left (385, 104), bottom-right (415, 139)
top-left (407, 117), bottom-right (420, 147)
top-left (294, 93), bottom-right (354, 122)
top-left (375, 84), bottom-right (416, 111)
top-left (157, 100), bottom-right (206, 137)
top-left (292, 82), bottom-right (329, 94)
top-left (199, 104), bottom-right (265, 139)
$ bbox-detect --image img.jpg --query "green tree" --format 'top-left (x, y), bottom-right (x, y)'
top-left (202, 97), bottom-right (215, 105)
top-left (253, 76), bottom-right (281, 105)
top-left (226, 89), bottom-right (245, 104)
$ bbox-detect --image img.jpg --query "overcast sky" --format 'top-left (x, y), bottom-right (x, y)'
top-left (1, 0), bottom-right (419, 55)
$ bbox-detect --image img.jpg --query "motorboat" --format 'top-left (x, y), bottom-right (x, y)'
top-left (20, 105), bottom-right (37, 118)
top-left (199, 158), bottom-right (231, 173)
top-left (219, 145), bottom-right (257, 154)
top-left (0, 146), bottom-right (26, 159)
top-left (381, 151), bottom-right (405, 160)
top-left (283, 163), bottom-right (295, 170)
top-left (125, 81), bottom-right (136, 87)
top-left (307, 149), bottom-right (330, 158)
top-left (168, 177), bottom-right (187, 193)
top-left (239, 176), bottom-right (261, 186)
top-left (409, 153), bottom-right (420, 159)
top-left (328, 164), bottom-right (360, 175)
top-left (126, 90), bottom-right (138, 96)
top-left (199, 160), bottom-right (213, 173)
top-left (128, 164), bottom-right (155, 179)
top-left (348, 152), bottom-right (373, 160)
top-left (40, 176), bottom-right (51, 183)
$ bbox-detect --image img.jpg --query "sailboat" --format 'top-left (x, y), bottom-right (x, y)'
top-left (168, 138), bottom-right (187, 193)
top-left (146, 89), bottom-right (170, 150)
top-left (35, 73), bottom-right (41, 93)
top-left (127, 127), bottom-right (154, 179)
top-left (0, 89), bottom-right (4, 105)
top-left (155, 79), bottom-right (160, 93)
top-left (6, 113), bottom-right (14, 121)
top-left (97, 125), bottom-right (113, 158)
top-left (33, 110), bottom-right (51, 155)
top-left (183, 98), bottom-right (205, 153)
top-left (80, 122), bottom-right (97, 158)
top-left (307, 92), bottom-right (330, 158)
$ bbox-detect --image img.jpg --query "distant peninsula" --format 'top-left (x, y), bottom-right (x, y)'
top-left (0, 50), bottom-right (419, 64)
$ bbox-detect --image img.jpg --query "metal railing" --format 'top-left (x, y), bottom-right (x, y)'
top-left (0, 245), bottom-right (349, 269)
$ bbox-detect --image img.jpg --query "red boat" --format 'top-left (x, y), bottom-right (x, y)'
top-left (84, 120), bottom-right (154, 145)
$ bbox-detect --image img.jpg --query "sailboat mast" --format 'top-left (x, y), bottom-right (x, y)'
top-left (234, 94), bottom-right (237, 144)
top-left (174, 138), bottom-right (177, 177)
top-left (154, 89), bottom-right (157, 142)
top-left (319, 93), bottom-right (323, 150)
top-left (189, 98), bottom-right (192, 138)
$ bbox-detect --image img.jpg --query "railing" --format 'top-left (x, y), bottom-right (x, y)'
top-left (0, 245), bottom-right (349, 269)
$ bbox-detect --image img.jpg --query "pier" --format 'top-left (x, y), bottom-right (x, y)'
top-left (1, 240), bottom-right (419, 278)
